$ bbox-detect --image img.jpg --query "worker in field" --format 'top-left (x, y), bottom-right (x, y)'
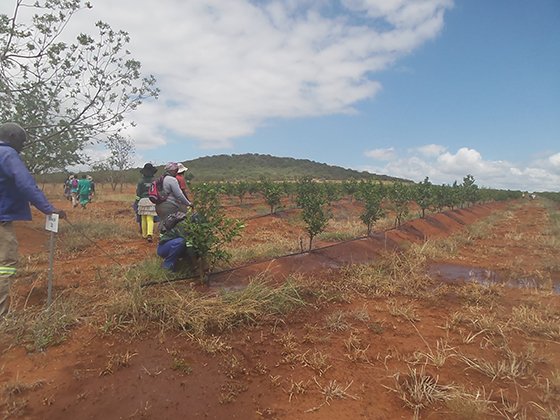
top-left (77, 174), bottom-right (93, 209)
top-left (175, 163), bottom-right (192, 202)
top-left (136, 163), bottom-right (159, 242)
top-left (156, 162), bottom-right (193, 221)
top-left (87, 175), bottom-right (95, 201)
top-left (0, 122), bottom-right (66, 317)
top-left (63, 174), bottom-right (73, 200)
top-left (156, 211), bottom-right (197, 272)
top-left (70, 173), bottom-right (79, 207)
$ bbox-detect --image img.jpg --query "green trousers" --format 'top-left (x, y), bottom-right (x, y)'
top-left (0, 222), bottom-right (18, 316)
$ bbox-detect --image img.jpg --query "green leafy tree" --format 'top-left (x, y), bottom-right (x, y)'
top-left (281, 181), bottom-right (296, 204)
top-left (186, 184), bottom-right (244, 284)
top-left (356, 181), bottom-right (385, 235)
top-left (445, 182), bottom-right (462, 210)
top-left (432, 184), bottom-right (447, 212)
top-left (0, 0), bottom-right (159, 173)
top-left (342, 179), bottom-right (359, 203)
top-left (389, 182), bottom-right (412, 227)
top-left (323, 182), bottom-right (342, 206)
top-left (260, 180), bottom-right (283, 214)
top-left (246, 181), bottom-right (260, 197)
top-left (297, 178), bottom-right (331, 250)
top-left (461, 174), bottom-right (479, 207)
top-left (233, 181), bottom-right (249, 205)
top-left (415, 177), bottom-right (434, 218)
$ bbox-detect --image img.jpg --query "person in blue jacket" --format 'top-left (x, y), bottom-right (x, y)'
top-left (0, 122), bottom-right (65, 317)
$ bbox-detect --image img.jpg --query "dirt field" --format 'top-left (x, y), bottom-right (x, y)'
top-left (1, 184), bottom-right (559, 419)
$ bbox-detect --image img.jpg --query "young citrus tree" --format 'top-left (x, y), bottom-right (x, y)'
top-left (260, 180), bottom-right (283, 214)
top-left (415, 177), bottom-right (434, 218)
top-left (323, 182), bottom-right (343, 206)
top-left (461, 174), bottom-right (479, 207)
top-left (446, 181), bottom-right (462, 210)
top-left (389, 182), bottom-right (412, 227)
top-left (356, 181), bottom-right (386, 235)
top-left (296, 178), bottom-right (331, 250)
top-left (186, 183), bottom-right (244, 283)
top-left (342, 179), bottom-right (359, 203)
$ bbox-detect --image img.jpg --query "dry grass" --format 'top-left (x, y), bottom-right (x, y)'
top-left (300, 350), bottom-right (332, 376)
top-left (3, 380), bottom-right (46, 397)
top-left (190, 334), bottom-right (232, 354)
top-left (448, 305), bottom-right (506, 335)
top-left (509, 305), bottom-right (560, 340)
top-left (445, 388), bottom-right (494, 419)
top-left (58, 219), bottom-right (137, 253)
top-left (350, 304), bottom-right (370, 322)
top-left (410, 239), bottom-right (462, 260)
top-left (277, 331), bottom-right (300, 365)
top-left (386, 365), bottom-right (457, 419)
top-left (409, 338), bottom-right (456, 368)
top-left (0, 295), bottom-right (81, 352)
top-left (100, 351), bottom-right (137, 376)
top-left (324, 310), bottom-right (350, 332)
top-left (340, 248), bottom-right (433, 297)
top-left (285, 379), bottom-right (310, 402)
top-left (344, 332), bottom-right (371, 363)
top-left (226, 230), bottom-right (300, 265)
top-left (313, 377), bottom-right (358, 404)
top-left (387, 299), bottom-right (420, 322)
top-left (102, 273), bottom-right (307, 335)
top-left (460, 343), bottom-right (539, 381)
top-left (318, 218), bottom-right (366, 242)
top-left (1, 378), bottom-right (46, 420)
top-left (455, 282), bottom-right (502, 306)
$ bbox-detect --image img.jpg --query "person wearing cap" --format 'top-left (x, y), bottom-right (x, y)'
top-left (156, 162), bottom-right (193, 222)
top-left (136, 163), bottom-right (158, 242)
top-left (0, 122), bottom-right (66, 317)
top-left (175, 163), bottom-right (191, 201)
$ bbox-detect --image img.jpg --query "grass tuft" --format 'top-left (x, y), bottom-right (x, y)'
top-left (386, 365), bottom-right (457, 419)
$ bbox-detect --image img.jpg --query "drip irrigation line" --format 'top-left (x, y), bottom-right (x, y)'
top-left (140, 229), bottom-right (398, 289)
top-left (129, 201), bottom-right (488, 289)
top-left (62, 218), bottom-right (124, 267)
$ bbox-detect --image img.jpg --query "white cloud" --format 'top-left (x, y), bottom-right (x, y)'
top-left (31, 0), bottom-right (451, 149)
top-left (415, 143), bottom-right (447, 157)
top-left (365, 147), bottom-right (396, 160)
top-left (363, 144), bottom-right (560, 191)
top-left (436, 147), bottom-right (483, 174)
top-left (549, 152), bottom-right (560, 167)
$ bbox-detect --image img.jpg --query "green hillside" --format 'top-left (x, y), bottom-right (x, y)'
top-left (180, 153), bottom-right (409, 182)
top-left (38, 153), bottom-right (411, 184)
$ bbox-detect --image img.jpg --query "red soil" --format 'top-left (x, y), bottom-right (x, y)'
top-left (1, 189), bottom-right (559, 420)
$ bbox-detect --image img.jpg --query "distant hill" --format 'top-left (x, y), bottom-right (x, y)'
top-left (37, 153), bottom-right (411, 184)
top-left (180, 153), bottom-right (410, 182)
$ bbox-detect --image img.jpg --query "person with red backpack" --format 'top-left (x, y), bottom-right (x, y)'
top-left (155, 162), bottom-right (193, 221)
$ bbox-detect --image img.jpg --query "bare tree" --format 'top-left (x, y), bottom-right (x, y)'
top-left (92, 134), bottom-right (135, 192)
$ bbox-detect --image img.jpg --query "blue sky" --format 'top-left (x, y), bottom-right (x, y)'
top-left (4, 0), bottom-right (559, 191)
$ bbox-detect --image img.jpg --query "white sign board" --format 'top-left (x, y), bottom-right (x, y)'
top-left (45, 214), bottom-right (59, 233)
